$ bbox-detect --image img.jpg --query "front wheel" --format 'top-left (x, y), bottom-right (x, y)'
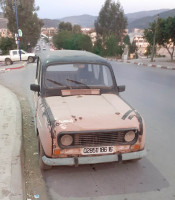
top-left (28, 56), bottom-right (34, 63)
top-left (38, 138), bottom-right (52, 170)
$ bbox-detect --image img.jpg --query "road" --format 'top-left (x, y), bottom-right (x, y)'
top-left (0, 53), bottom-right (175, 200)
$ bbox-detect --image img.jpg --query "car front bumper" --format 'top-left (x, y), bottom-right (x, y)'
top-left (42, 149), bottom-right (146, 167)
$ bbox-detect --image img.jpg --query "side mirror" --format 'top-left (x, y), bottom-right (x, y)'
top-left (30, 84), bottom-right (40, 92)
top-left (117, 85), bottom-right (125, 92)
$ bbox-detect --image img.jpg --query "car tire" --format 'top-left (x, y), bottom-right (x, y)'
top-left (5, 58), bottom-right (12, 65)
top-left (38, 138), bottom-right (52, 170)
top-left (28, 56), bottom-right (34, 63)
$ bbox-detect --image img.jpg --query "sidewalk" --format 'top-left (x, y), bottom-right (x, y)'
top-left (108, 57), bottom-right (175, 70)
top-left (0, 85), bottom-right (23, 200)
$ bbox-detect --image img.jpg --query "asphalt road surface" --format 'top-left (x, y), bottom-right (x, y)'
top-left (0, 56), bottom-right (175, 200)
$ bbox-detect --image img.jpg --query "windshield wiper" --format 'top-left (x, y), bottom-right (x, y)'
top-left (47, 79), bottom-right (70, 88)
top-left (66, 78), bottom-right (90, 89)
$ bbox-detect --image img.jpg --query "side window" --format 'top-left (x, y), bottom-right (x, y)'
top-left (93, 65), bottom-right (100, 80)
top-left (13, 51), bottom-right (18, 56)
top-left (103, 67), bottom-right (112, 86)
top-left (92, 65), bottom-right (113, 86)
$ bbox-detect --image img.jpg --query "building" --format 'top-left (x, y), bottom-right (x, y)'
top-left (81, 28), bottom-right (97, 45)
top-left (0, 28), bottom-right (13, 38)
top-left (41, 27), bottom-right (57, 38)
top-left (129, 29), bottom-right (149, 56)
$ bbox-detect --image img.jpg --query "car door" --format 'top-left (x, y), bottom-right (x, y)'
top-left (20, 50), bottom-right (27, 61)
top-left (33, 58), bottom-right (42, 133)
top-left (12, 50), bottom-right (19, 61)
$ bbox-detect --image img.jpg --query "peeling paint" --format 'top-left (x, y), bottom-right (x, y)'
top-left (57, 119), bottom-right (74, 129)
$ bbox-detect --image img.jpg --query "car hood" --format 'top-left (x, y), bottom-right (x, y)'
top-left (45, 94), bottom-right (139, 132)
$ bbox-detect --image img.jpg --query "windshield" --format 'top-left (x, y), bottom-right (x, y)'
top-left (21, 50), bottom-right (27, 54)
top-left (45, 63), bottom-right (114, 89)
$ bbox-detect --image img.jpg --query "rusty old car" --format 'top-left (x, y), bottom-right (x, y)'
top-left (30, 50), bottom-right (146, 169)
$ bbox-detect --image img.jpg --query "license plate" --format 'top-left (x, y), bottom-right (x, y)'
top-left (82, 146), bottom-right (114, 155)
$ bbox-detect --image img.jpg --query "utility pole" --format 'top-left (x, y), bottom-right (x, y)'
top-left (151, 14), bottom-right (159, 62)
top-left (14, 0), bottom-right (21, 61)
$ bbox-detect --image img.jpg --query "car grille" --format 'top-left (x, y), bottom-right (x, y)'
top-left (58, 129), bottom-right (138, 148)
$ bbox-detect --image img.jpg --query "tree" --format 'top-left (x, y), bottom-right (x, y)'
top-left (58, 22), bottom-right (72, 32)
top-left (72, 24), bottom-right (81, 34)
top-left (0, 37), bottom-right (16, 54)
top-left (123, 35), bottom-right (131, 46)
top-left (94, 0), bottom-right (127, 41)
top-left (105, 35), bottom-right (118, 56)
top-left (93, 37), bottom-right (104, 56)
top-left (129, 40), bottom-right (138, 58)
top-left (94, 0), bottom-right (127, 57)
top-left (53, 30), bottom-right (74, 49)
top-left (144, 17), bottom-right (175, 61)
top-left (53, 30), bottom-right (92, 51)
top-left (156, 17), bottom-right (175, 61)
top-left (144, 45), bottom-right (152, 58)
top-left (73, 34), bottom-right (92, 51)
top-left (144, 20), bottom-right (158, 61)
top-left (0, 0), bottom-right (43, 49)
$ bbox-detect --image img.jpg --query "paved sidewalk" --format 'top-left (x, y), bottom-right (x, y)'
top-left (0, 85), bottom-right (23, 200)
top-left (108, 57), bottom-right (175, 70)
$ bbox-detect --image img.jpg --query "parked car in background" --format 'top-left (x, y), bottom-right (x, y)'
top-left (35, 45), bottom-right (41, 51)
top-left (0, 49), bottom-right (36, 65)
top-left (42, 46), bottom-right (46, 50)
top-left (30, 50), bottom-right (146, 169)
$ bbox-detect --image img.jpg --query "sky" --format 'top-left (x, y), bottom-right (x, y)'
top-left (35, 0), bottom-right (175, 19)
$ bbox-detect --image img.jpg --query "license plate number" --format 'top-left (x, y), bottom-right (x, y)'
top-left (82, 146), bottom-right (114, 155)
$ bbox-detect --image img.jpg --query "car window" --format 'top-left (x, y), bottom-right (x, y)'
top-left (45, 63), bottom-right (114, 89)
top-left (13, 51), bottom-right (18, 55)
top-left (21, 50), bottom-right (26, 54)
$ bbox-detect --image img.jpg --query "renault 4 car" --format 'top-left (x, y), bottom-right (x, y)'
top-left (30, 50), bottom-right (146, 169)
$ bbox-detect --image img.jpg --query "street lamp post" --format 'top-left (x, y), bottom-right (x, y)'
top-left (14, 0), bottom-right (21, 61)
top-left (151, 14), bottom-right (159, 62)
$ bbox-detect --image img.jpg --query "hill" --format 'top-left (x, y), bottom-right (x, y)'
top-left (41, 18), bottom-right (60, 28)
top-left (128, 8), bottom-right (175, 30)
top-left (1, 9), bottom-right (175, 31)
top-left (126, 9), bottom-right (169, 23)
top-left (59, 14), bottom-right (97, 28)
top-left (42, 14), bottom-right (97, 28)
top-left (42, 9), bottom-right (172, 29)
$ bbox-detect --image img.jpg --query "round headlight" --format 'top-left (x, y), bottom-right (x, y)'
top-left (124, 131), bottom-right (136, 142)
top-left (60, 135), bottom-right (73, 146)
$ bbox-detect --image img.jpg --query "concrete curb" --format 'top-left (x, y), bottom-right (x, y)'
top-left (106, 58), bottom-right (175, 70)
top-left (0, 85), bottom-right (23, 200)
top-left (0, 62), bottom-right (27, 73)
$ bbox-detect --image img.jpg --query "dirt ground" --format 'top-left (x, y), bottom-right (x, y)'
top-left (19, 97), bottom-right (49, 200)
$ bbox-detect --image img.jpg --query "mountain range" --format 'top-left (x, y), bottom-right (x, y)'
top-left (41, 8), bottom-right (175, 31)
top-left (128, 9), bottom-right (175, 30)
top-left (0, 8), bottom-right (175, 31)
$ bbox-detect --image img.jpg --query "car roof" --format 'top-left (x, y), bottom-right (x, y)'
top-left (39, 50), bottom-right (110, 67)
